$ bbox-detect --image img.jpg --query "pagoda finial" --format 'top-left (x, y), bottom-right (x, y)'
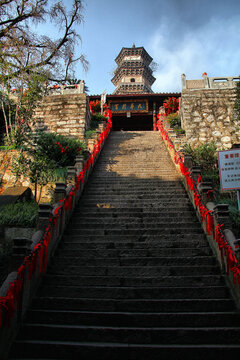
top-left (132, 43), bottom-right (135, 48)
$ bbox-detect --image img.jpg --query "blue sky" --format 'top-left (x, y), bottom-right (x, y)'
top-left (71, 0), bottom-right (240, 95)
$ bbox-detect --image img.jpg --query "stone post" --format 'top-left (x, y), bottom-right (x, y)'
top-left (37, 203), bottom-right (53, 231)
top-left (75, 155), bottom-right (84, 173)
top-left (87, 138), bottom-right (96, 153)
top-left (98, 122), bottom-right (105, 132)
top-left (202, 73), bottom-right (210, 88)
top-left (190, 165), bottom-right (201, 183)
top-left (10, 238), bottom-right (32, 272)
top-left (197, 182), bottom-right (214, 204)
top-left (213, 203), bottom-right (232, 230)
top-left (181, 73), bottom-right (186, 89)
top-left (183, 154), bottom-right (193, 170)
top-left (53, 182), bottom-right (67, 203)
top-left (79, 80), bottom-right (85, 93)
top-left (66, 166), bottom-right (77, 186)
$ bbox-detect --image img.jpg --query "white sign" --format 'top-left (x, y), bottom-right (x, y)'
top-left (218, 149), bottom-right (240, 190)
top-left (101, 90), bottom-right (107, 114)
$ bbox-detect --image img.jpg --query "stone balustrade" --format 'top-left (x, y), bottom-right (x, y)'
top-left (158, 121), bottom-right (240, 307)
top-left (182, 73), bottom-right (240, 90)
top-left (0, 119), bottom-right (112, 358)
top-left (47, 81), bottom-right (86, 95)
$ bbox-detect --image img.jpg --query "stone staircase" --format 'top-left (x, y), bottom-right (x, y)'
top-left (9, 131), bottom-right (240, 359)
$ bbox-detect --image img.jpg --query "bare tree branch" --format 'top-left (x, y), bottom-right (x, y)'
top-left (0, 0), bottom-right (87, 83)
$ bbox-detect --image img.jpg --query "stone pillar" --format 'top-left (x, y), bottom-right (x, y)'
top-left (197, 182), bottom-right (214, 204)
top-left (183, 154), bottom-right (193, 170)
top-left (66, 166), bottom-right (77, 186)
top-left (37, 203), bottom-right (53, 231)
top-left (202, 73), bottom-right (210, 88)
top-left (213, 203), bottom-right (232, 229)
top-left (98, 122), bottom-right (105, 132)
top-left (181, 73), bottom-right (186, 89)
top-left (79, 80), bottom-right (85, 93)
top-left (10, 238), bottom-right (32, 271)
top-left (190, 165), bottom-right (201, 183)
top-left (75, 155), bottom-right (84, 173)
top-left (87, 138), bottom-right (96, 153)
top-left (53, 182), bottom-right (67, 203)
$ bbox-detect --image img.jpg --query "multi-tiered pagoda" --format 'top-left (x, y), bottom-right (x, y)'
top-left (111, 45), bottom-right (156, 94)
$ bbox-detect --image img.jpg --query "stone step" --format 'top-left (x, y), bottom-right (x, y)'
top-left (42, 274), bottom-right (224, 287)
top-left (37, 285), bottom-right (229, 300)
top-left (31, 297), bottom-right (235, 313)
top-left (90, 171), bottom-right (179, 175)
top-left (80, 194), bottom-right (189, 200)
top-left (78, 200), bottom-right (191, 207)
top-left (17, 323), bottom-right (240, 346)
top-left (53, 247), bottom-right (212, 259)
top-left (68, 223), bottom-right (201, 231)
top-left (10, 341), bottom-right (240, 360)
top-left (59, 238), bottom-right (209, 250)
top-left (65, 228), bottom-right (204, 236)
top-left (69, 216), bottom-right (199, 225)
top-left (83, 186), bottom-right (185, 191)
top-left (73, 211), bottom-right (196, 218)
top-left (61, 233), bottom-right (206, 242)
top-left (48, 264), bottom-right (220, 276)
top-left (51, 256), bottom-right (216, 269)
top-left (82, 191), bottom-right (186, 197)
top-left (25, 310), bottom-right (240, 328)
top-left (73, 206), bottom-right (194, 214)
top-left (86, 180), bottom-right (182, 186)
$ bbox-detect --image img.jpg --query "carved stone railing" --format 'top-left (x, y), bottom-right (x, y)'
top-left (156, 118), bottom-right (240, 307)
top-left (182, 73), bottom-right (240, 90)
top-left (0, 115), bottom-right (112, 358)
top-left (47, 81), bottom-right (86, 95)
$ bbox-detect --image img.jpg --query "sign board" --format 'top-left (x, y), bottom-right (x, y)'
top-left (101, 91), bottom-right (107, 115)
top-left (109, 100), bottom-right (148, 113)
top-left (218, 149), bottom-right (240, 190)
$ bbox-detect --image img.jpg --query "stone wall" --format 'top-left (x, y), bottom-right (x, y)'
top-left (180, 87), bottom-right (239, 149)
top-left (32, 92), bottom-right (91, 140)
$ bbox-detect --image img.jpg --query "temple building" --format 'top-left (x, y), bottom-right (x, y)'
top-left (111, 45), bottom-right (156, 94)
top-left (89, 45), bottom-right (180, 131)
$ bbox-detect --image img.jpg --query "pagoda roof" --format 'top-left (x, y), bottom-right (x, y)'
top-left (115, 46), bottom-right (153, 65)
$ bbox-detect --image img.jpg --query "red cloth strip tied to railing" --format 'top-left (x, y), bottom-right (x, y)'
top-left (157, 117), bottom-right (240, 287)
top-left (0, 116), bottom-right (112, 328)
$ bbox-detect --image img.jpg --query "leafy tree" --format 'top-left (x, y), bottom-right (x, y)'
top-left (0, 0), bottom-right (88, 140)
top-left (12, 131), bottom-right (85, 202)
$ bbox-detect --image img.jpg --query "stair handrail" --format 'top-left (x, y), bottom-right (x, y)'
top-left (157, 118), bottom-right (240, 304)
top-left (0, 115), bottom-right (112, 357)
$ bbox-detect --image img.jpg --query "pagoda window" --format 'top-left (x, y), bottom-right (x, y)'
top-left (130, 78), bottom-right (135, 83)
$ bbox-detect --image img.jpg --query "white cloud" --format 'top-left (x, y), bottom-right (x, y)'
top-left (150, 16), bottom-right (240, 93)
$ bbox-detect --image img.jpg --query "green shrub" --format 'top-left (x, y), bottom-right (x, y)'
top-left (182, 142), bottom-right (218, 172)
top-left (92, 113), bottom-right (107, 122)
top-left (85, 129), bottom-right (97, 139)
top-left (36, 132), bottom-right (86, 167)
top-left (0, 201), bottom-right (38, 227)
top-left (173, 128), bottom-right (185, 135)
top-left (166, 113), bottom-right (181, 128)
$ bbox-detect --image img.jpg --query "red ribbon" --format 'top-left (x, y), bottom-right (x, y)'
top-left (157, 117), bottom-right (240, 289)
top-left (64, 190), bottom-right (75, 211)
top-left (0, 116), bottom-right (113, 329)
